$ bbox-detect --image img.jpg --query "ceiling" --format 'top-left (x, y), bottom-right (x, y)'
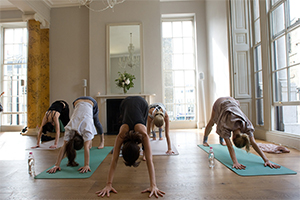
top-left (0, 0), bottom-right (78, 11)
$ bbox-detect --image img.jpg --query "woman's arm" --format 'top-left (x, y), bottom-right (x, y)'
top-left (47, 141), bottom-right (68, 173)
top-left (224, 138), bottom-right (246, 169)
top-left (249, 137), bottom-right (281, 168)
top-left (136, 124), bottom-right (165, 198)
top-left (78, 140), bottom-right (92, 173)
top-left (49, 113), bottom-right (61, 149)
top-left (164, 113), bottom-right (173, 154)
top-left (146, 113), bottom-right (152, 136)
top-left (96, 125), bottom-right (127, 197)
top-left (32, 114), bottom-right (47, 148)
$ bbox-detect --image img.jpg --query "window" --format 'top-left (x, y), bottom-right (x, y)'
top-left (270, 0), bottom-right (300, 134)
top-left (162, 18), bottom-right (197, 122)
top-left (251, 0), bottom-right (264, 126)
top-left (1, 24), bottom-right (28, 126)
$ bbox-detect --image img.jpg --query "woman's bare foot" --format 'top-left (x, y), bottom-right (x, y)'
top-left (97, 134), bottom-right (105, 149)
top-left (159, 137), bottom-right (163, 140)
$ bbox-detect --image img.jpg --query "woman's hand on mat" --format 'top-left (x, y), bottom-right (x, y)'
top-left (49, 144), bottom-right (57, 149)
top-left (264, 161), bottom-right (281, 169)
top-left (31, 145), bottom-right (40, 149)
top-left (96, 185), bottom-right (117, 197)
top-left (166, 150), bottom-right (174, 155)
top-left (141, 186), bottom-right (165, 198)
top-left (47, 166), bottom-right (61, 173)
top-left (232, 162), bottom-right (246, 170)
top-left (78, 165), bottom-right (91, 173)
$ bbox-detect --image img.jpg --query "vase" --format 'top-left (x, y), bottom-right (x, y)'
top-left (123, 87), bottom-right (127, 94)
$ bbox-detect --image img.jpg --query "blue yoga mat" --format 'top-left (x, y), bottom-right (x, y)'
top-left (198, 144), bottom-right (297, 176)
top-left (35, 146), bottom-right (113, 179)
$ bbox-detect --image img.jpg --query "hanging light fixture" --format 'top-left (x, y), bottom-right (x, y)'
top-left (119, 33), bottom-right (140, 69)
top-left (72, 0), bottom-right (125, 12)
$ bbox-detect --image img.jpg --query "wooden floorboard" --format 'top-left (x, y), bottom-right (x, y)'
top-left (0, 129), bottom-right (299, 200)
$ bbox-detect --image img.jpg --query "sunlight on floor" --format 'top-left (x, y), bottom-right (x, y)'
top-left (0, 132), bottom-right (26, 160)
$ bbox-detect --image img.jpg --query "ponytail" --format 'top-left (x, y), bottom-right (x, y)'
top-left (233, 133), bottom-right (250, 152)
top-left (66, 133), bottom-right (84, 166)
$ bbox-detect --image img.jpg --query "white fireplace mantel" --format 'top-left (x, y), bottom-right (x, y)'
top-left (96, 94), bottom-right (156, 132)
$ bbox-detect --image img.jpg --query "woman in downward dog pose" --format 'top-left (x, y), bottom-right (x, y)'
top-left (203, 96), bottom-right (281, 170)
top-left (96, 96), bottom-right (165, 198)
top-left (147, 103), bottom-right (174, 155)
top-left (47, 97), bottom-right (101, 174)
top-left (32, 100), bottom-right (70, 149)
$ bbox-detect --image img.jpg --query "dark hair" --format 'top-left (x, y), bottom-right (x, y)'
top-left (122, 130), bottom-right (142, 167)
top-left (42, 122), bottom-right (54, 134)
top-left (66, 133), bottom-right (84, 166)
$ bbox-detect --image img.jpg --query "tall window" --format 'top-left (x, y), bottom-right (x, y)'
top-left (252, 0), bottom-right (264, 126)
top-left (1, 25), bottom-right (28, 126)
top-left (270, 0), bottom-right (300, 134)
top-left (162, 18), bottom-right (197, 122)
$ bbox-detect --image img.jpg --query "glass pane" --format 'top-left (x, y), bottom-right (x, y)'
top-left (288, 0), bottom-right (300, 27)
top-left (183, 54), bottom-right (195, 69)
top-left (174, 71), bottom-right (184, 87)
top-left (256, 99), bottom-right (264, 125)
top-left (173, 55), bottom-right (183, 69)
top-left (254, 19), bottom-right (261, 44)
top-left (162, 22), bottom-right (172, 38)
top-left (255, 71), bottom-right (263, 98)
top-left (186, 104), bottom-right (195, 120)
top-left (173, 21), bottom-right (182, 37)
top-left (271, 3), bottom-right (285, 37)
top-left (162, 39), bottom-right (172, 70)
top-left (254, 45), bottom-right (262, 72)
top-left (287, 26), bottom-right (300, 66)
top-left (185, 87), bottom-right (195, 103)
top-left (1, 114), bottom-right (27, 126)
top-left (185, 71), bottom-right (195, 87)
top-left (274, 105), bottom-right (300, 134)
top-left (164, 88), bottom-right (174, 104)
top-left (175, 104), bottom-right (185, 120)
top-left (165, 104), bottom-right (175, 121)
top-left (182, 21), bottom-right (193, 37)
top-left (173, 38), bottom-right (183, 54)
top-left (174, 88), bottom-right (184, 103)
top-left (273, 69), bottom-right (288, 102)
top-left (164, 71), bottom-right (173, 87)
top-left (183, 38), bottom-right (194, 54)
top-left (273, 36), bottom-right (286, 70)
top-left (253, 0), bottom-right (260, 20)
top-left (289, 65), bottom-right (300, 101)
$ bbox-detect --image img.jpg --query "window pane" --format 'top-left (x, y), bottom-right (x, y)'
top-left (175, 104), bottom-right (185, 120)
top-left (254, 19), bottom-right (261, 44)
top-left (256, 99), bottom-right (264, 125)
top-left (165, 104), bottom-right (175, 120)
top-left (164, 71), bottom-right (173, 87)
top-left (185, 71), bottom-right (195, 87)
top-left (271, 3), bottom-right (285, 37)
top-left (164, 88), bottom-right (173, 104)
top-left (287, 26), bottom-right (300, 66)
top-left (182, 21), bottom-right (193, 37)
top-left (183, 38), bottom-right (194, 54)
top-left (173, 21), bottom-right (182, 37)
top-left (288, 0), bottom-right (300, 27)
top-left (174, 71), bottom-right (184, 87)
top-left (162, 22), bottom-right (172, 38)
top-left (273, 36), bottom-right (286, 70)
top-left (173, 55), bottom-right (183, 69)
top-left (174, 88), bottom-right (184, 103)
top-left (273, 69), bottom-right (288, 102)
top-left (1, 114), bottom-right (27, 126)
top-left (289, 65), bottom-right (300, 101)
top-left (162, 39), bottom-right (172, 70)
top-left (255, 71), bottom-right (263, 98)
top-left (183, 54), bottom-right (195, 69)
top-left (253, 0), bottom-right (260, 20)
top-left (186, 87), bottom-right (195, 103)
top-left (254, 45), bottom-right (262, 72)
top-left (186, 104), bottom-right (195, 120)
top-left (173, 38), bottom-right (183, 54)
top-left (274, 105), bottom-right (300, 134)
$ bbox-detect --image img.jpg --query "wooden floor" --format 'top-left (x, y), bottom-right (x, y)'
top-left (0, 129), bottom-right (299, 200)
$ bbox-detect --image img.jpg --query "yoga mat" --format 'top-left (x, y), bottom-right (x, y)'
top-left (35, 146), bottom-right (113, 179)
top-left (150, 138), bottom-right (179, 155)
top-left (27, 137), bottom-right (64, 150)
top-left (198, 144), bottom-right (297, 176)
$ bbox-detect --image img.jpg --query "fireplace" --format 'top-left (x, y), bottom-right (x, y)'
top-left (106, 99), bottom-right (123, 135)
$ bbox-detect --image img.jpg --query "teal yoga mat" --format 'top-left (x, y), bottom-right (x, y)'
top-left (35, 146), bottom-right (113, 179)
top-left (198, 144), bottom-right (297, 176)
